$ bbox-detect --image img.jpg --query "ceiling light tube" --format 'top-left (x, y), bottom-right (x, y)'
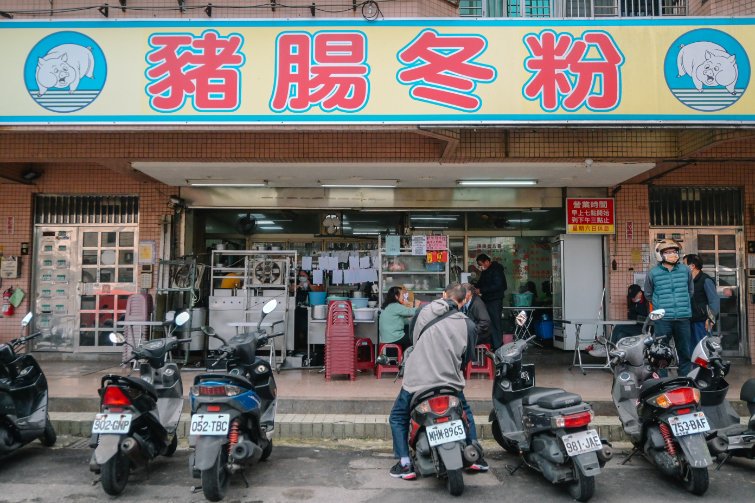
top-left (410, 216), bottom-right (458, 221)
top-left (320, 184), bottom-right (397, 188)
top-left (457, 180), bottom-right (537, 186)
top-left (319, 179), bottom-right (398, 188)
top-left (187, 180), bottom-right (267, 187)
top-left (507, 219), bottom-right (533, 223)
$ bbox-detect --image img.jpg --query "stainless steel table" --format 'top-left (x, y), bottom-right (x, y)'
top-left (560, 319), bottom-right (639, 374)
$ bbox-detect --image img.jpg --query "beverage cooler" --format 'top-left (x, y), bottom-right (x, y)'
top-left (551, 234), bottom-right (605, 350)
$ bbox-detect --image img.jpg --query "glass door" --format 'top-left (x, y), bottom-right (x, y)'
top-left (651, 228), bottom-right (746, 357)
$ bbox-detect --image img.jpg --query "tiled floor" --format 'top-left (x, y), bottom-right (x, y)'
top-left (42, 346), bottom-right (754, 402)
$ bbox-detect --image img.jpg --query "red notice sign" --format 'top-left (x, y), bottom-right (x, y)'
top-left (566, 198), bottom-right (615, 234)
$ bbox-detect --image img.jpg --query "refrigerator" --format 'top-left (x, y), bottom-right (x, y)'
top-left (551, 234), bottom-right (605, 350)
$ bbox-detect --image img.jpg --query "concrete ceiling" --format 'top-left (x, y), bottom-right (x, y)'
top-left (132, 161), bottom-right (655, 188)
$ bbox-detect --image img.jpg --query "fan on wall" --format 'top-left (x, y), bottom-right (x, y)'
top-left (253, 260), bottom-right (283, 285)
top-left (322, 214), bottom-right (341, 235)
top-left (236, 213), bottom-right (257, 236)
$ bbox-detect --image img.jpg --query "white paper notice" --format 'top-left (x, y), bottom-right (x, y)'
top-left (332, 270), bottom-right (343, 285)
top-left (312, 269), bottom-right (324, 285)
top-left (349, 255), bottom-right (359, 269)
top-left (366, 268), bottom-right (378, 282)
top-left (344, 269), bottom-right (357, 284)
top-left (412, 235), bottom-right (427, 256)
top-left (301, 256), bottom-right (313, 271)
top-left (359, 255), bottom-right (371, 269)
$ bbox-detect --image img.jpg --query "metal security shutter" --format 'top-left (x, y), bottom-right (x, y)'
top-left (34, 195), bottom-right (139, 225)
top-left (649, 187), bottom-right (742, 227)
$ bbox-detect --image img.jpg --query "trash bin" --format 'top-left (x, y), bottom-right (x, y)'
top-left (536, 319), bottom-right (554, 340)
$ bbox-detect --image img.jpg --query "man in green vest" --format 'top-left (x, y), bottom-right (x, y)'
top-left (644, 239), bottom-right (694, 375)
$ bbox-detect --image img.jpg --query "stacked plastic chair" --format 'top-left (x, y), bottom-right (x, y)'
top-left (325, 300), bottom-right (356, 381)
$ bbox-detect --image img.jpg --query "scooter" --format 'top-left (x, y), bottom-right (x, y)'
top-left (89, 311), bottom-right (191, 496)
top-left (688, 312), bottom-right (755, 465)
top-left (0, 313), bottom-right (56, 456)
top-left (488, 322), bottom-right (610, 502)
top-left (408, 384), bottom-right (478, 496)
top-left (609, 308), bottom-right (712, 495)
top-left (189, 299), bottom-right (281, 502)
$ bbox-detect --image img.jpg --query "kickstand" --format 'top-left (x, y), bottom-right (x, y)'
top-left (240, 469), bottom-right (250, 488)
top-left (715, 454), bottom-right (731, 471)
top-left (190, 485), bottom-right (202, 494)
top-left (620, 447), bottom-right (639, 466)
top-left (505, 459), bottom-right (524, 475)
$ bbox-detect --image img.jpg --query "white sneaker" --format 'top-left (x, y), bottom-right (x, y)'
top-left (587, 345), bottom-right (607, 358)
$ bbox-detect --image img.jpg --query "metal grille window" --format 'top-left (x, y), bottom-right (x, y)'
top-left (459, 0), bottom-right (687, 17)
top-left (649, 187), bottom-right (742, 227)
top-left (34, 195), bottom-right (139, 225)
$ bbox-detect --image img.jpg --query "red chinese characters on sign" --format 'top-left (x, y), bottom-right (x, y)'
top-left (270, 31), bottom-right (370, 113)
top-left (426, 251), bottom-right (449, 264)
top-left (566, 198), bottom-right (615, 234)
top-left (425, 235), bottom-right (448, 251)
top-left (397, 29), bottom-right (497, 111)
top-left (146, 30), bottom-right (244, 112)
top-left (523, 30), bottom-right (624, 112)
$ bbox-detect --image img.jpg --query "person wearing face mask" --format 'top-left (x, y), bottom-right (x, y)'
top-left (472, 253), bottom-right (507, 350)
top-left (644, 239), bottom-right (694, 375)
top-left (682, 254), bottom-right (720, 352)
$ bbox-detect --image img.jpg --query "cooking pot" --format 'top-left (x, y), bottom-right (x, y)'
top-left (312, 304), bottom-right (328, 320)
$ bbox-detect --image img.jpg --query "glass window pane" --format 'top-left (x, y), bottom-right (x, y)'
top-left (719, 253), bottom-right (736, 269)
top-left (717, 234), bottom-right (736, 250)
top-left (697, 234), bottom-right (715, 250)
top-left (102, 232), bottom-right (117, 247)
top-left (101, 250), bottom-right (117, 266)
top-left (100, 268), bottom-right (115, 283)
top-left (117, 296), bottom-right (129, 311)
top-left (83, 232), bottom-right (98, 247)
top-left (720, 297), bottom-right (737, 315)
top-left (119, 232), bottom-right (134, 247)
top-left (82, 250), bottom-right (98, 265)
top-left (99, 331), bottom-right (116, 347)
top-left (80, 313), bottom-right (96, 328)
top-left (80, 295), bottom-right (96, 310)
top-left (98, 295), bottom-right (114, 310)
top-left (118, 268), bottom-right (134, 283)
top-left (99, 313), bottom-right (114, 329)
top-left (720, 331), bottom-right (739, 351)
top-left (119, 250), bottom-right (134, 265)
top-left (79, 331), bottom-right (95, 346)
top-left (82, 268), bottom-right (97, 283)
top-left (718, 275), bottom-right (737, 287)
top-left (699, 253), bottom-right (716, 269)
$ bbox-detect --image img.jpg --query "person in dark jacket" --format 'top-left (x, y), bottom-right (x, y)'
top-left (461, 282), bottom-right (491, 345)
top-left (609, 284), bottom-right (650, 343)
top-left (644, 239), bottom-right (694, 375)
top-left (473, 253), bottom-right (507, 349)
top-left (683, 254), bottom-right (720, 352)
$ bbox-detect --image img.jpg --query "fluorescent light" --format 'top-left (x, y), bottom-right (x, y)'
top-left (413, 226), bottom-right (448, 229)
top-left (410, 216), bottom-right (458, 221)
top-left (258, 226), bottom-right (283, 230)
top-left (187, 180), bottom-right (267, 187)
top-left (320, 179), bottom-right (398, 188)
top-left (457, 180), bottom-right (537, 186)
top-left (506, 219), bottom-right (532, 223)
top-left (257, 220), bottom-right (275, 225)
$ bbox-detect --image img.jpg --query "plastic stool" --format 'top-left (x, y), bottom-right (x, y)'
top-left (354, 338), bottom-right (375, 371)
top-left (376, 343), bottom-right (403, 379)
top-left (465, 344), bottom-right (494, 380)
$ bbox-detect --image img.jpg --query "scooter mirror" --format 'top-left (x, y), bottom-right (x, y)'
top-left (201, 325), bottom-right (216, 337)
top-left (174, 311), bottom-right (191, 327)
top-left (262, 299), bottom-right (278, 315)
top-left (649, 309), bottom-right (666, 321)
top-left (21, 312), bottom-right (33, 327)
top-left (515, 310), bottom-right (528, 327)
top-left (109, 332), bottom-right (126, 344)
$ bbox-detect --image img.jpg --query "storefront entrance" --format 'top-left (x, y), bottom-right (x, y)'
top-left (651, 228), bottom-right (747, 357)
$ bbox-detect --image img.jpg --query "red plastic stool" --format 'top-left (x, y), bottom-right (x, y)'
top-left (465, 344), bottom-right (494, 380)
top-left (375, 343), bottom-right (403, 379)
top-left (354, 338), bottom-right (375, 371)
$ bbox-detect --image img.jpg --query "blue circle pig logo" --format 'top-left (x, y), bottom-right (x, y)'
top-left (24, 31), bottom-right (107, 113)
top-left (664, 29), bottom-right (750, 112)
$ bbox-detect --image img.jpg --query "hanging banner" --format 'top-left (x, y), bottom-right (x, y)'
top-left (1, 18), bottom-right (753, 125)
top-left (566, 197), bottom-right (615, 234)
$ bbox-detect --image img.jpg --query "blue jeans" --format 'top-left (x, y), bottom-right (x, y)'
top-left (690, 321), bottom-right (708, 354)
top-left (653, 318), bottom-right (692, 376)
top-left (389, 388), bottom-right (477, 459)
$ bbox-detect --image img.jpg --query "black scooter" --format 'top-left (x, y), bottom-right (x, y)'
top-left (0, 313), bottom-right (56, 456)
top-left (688, 316), bottom-right (755, 465)
top-left (89, 311), bottom-right (191, 496)
top-left (609, 309), bottom-right (712, 495)
top-left (488, 327), bottom-right (610, 502)
top-left (189, 299), bottom-right (282, 502)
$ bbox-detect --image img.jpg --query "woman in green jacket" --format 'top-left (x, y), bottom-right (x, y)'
top-left (379, 286), bottom-right (418, 349)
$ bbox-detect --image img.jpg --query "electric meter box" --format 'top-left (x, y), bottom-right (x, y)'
top-left (1, 256), bottom-right (21, 279)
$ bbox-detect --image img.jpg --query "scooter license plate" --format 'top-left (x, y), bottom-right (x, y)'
top-left (426, 419), bottom-right (466, 447)
top-left (561, 429), bottom-right (603, 457)
top-left (189, 413), bottom-right (230, 436)
top-left (668, 412), bottom-right (710, 437)
top-left (91, 413), bottom-right (132, 434)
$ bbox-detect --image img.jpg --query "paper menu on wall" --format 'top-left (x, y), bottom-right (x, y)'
top-left (312, 269), bottom-right (324, 285)
top-left (332, 270), bottom-right (344, 285)
top-left (301, 256), bottom-right (313, 271)
top-left (359, 255), bottom-right (371, 268)
top-left (412, 235), bottom-right (427, 256)
top-left (349, 256), bottom-right (360, 269)
top-left (386, 235), bottom-right (400, 255)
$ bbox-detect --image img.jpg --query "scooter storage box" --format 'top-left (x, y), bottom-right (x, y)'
top-left (523, 402), bottom-right (592, 434)
top-left (700, 381), bottom-right (728, 406)
top-left (493, 363), bottom-right (535, 403)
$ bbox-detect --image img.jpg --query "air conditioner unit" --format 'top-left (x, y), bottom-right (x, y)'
top-left (251, 260), bottom-right (286, 286)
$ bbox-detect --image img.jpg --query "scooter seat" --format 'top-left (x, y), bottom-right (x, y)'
top-left (122, 375), bottom-right (158, 401)
top-left (523, 387), bottom-right (583, 409)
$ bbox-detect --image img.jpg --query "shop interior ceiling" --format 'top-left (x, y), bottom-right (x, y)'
top-left (133, 161), bottom-right (653, 188)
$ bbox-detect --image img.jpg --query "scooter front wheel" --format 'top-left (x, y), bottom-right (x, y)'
top-left (39, 415), bottom-right (56, 447)
top-left (164, 434), bottom-right (178, 457)
top-left (100, 451), bottom-right (130, 496)
top-left (446, 468), bottom-right (464, 496)
top-left (491, 419), bottom-right (518, 454)
top-left (201, 446), bottom-right (230, 502)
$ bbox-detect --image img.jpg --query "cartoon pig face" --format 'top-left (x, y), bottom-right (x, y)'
top-left (36, 54), bottom-right (75, 90)
top-left (695, 51), bottom-right (738, 88)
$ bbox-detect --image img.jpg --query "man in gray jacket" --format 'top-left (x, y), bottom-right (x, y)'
top-left (388, 283), bottom-right (488, 479)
